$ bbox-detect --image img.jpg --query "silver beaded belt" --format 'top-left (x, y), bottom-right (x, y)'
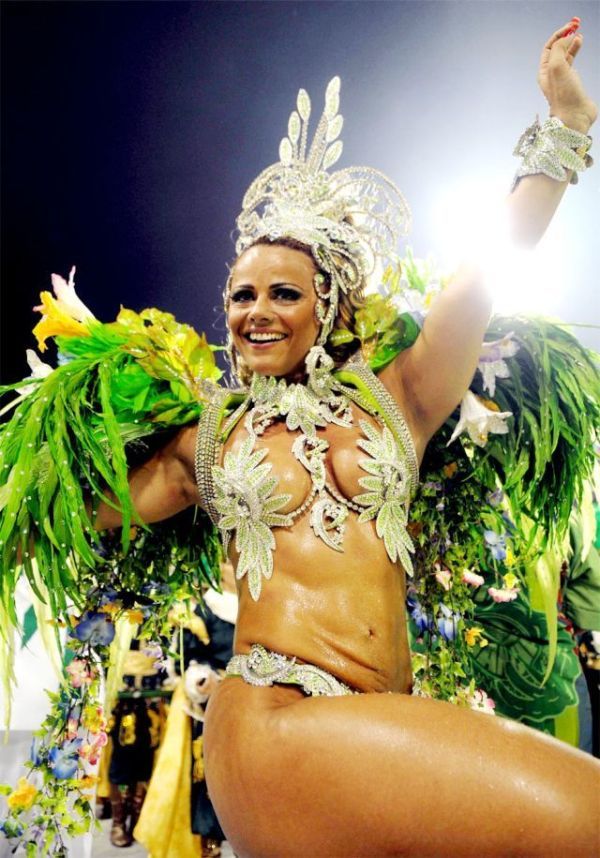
top-left (226, 644), bottom-right (354, 697)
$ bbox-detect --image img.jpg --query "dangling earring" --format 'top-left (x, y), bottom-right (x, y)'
top-left (313, 272), bottom-right (332, 346)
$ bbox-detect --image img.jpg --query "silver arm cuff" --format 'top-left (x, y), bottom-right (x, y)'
top-left (511, 116), bottom-right (593, 190)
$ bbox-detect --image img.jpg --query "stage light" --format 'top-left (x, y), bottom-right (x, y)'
top-left (429, 175), bottom-right (567, 318)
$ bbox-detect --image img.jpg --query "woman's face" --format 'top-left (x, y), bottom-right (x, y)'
top-left (227, 244), bottom-right (321, 378)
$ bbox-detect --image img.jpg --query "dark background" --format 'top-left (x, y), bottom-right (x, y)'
top-left (2, 0), bottom-right (599, 385)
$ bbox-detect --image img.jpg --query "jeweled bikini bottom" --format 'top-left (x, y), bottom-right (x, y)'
top-left (226, 644), bottom-right (355, 697)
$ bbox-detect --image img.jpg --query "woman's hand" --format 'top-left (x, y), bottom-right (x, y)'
top-left (538, 18), bottom-right (597, 133)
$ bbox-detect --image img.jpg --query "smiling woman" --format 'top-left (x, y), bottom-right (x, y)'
top-left (1, 18), bottom-right (599, 858)
top-left (227, 243), bottom-right (321, 380)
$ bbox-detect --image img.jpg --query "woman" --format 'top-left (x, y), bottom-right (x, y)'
top-left (87, 19), bottom-right (599, 857)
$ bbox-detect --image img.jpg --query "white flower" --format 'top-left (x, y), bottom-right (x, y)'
top-left (477, 333), bottom-right (519, 397)
top-left (488, 586), bottom-right (519, 603)
top-left (447, 391), bottom-right (512, 448)
top-left (50, 266), bottom-right (95, 321)
top-left (468, 689), bottom-right (496, 714)
top-left (16, 349), bottom-right (54, 395)
top-left (462, 569), bottom-right (485, 587)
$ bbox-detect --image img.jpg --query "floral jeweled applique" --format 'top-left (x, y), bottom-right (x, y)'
top-left (212, 436), bottom-right (293, 600)
top-left (354, 419), bottom-right (414, 574)
top-left (209, 347), bottom-right (417, 601)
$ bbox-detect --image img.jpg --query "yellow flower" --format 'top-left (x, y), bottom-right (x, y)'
top-left (32, 291), bottom-right (90, 352)
top-left (6, 777), bottom-right (38, 811)
top-left (99, 602), bottom-right (119, 616)
top-left (503, 571), bottom-right (519, 590)
top-left (126, 608), bottom-right (144, 625)
top-left (78, 775), bottom-right (99, 790)
top-left (464, 626), bottom-right (488, 648)
top-left (81, 705), bottom-right (105, 733)
top-left (504, 549), bottom-right (516, 568)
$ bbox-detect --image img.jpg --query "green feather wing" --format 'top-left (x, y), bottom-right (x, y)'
top-left (0, 305), bottom-right (222, 638)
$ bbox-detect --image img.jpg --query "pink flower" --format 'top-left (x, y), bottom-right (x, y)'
top-left (78, 732), bottom-right (108, 765)
top-left (66, 659), bottom-right (95, 688)
top-left (468, 689), bottom-right (496, 714)
top-left (66, 718), bottom-right (79, 740)
top-left (462, 569), bottom-right (485, 587)
top-left (434, 564), bottom-right (452, 591)
top-left (488, 586), bottom-right (519, 603)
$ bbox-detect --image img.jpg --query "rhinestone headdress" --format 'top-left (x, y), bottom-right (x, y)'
top-left (234, 77), bottom-right (411, 344)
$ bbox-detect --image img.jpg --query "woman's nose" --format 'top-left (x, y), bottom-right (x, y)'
top-left (249, 296), bottom-right (272, 321)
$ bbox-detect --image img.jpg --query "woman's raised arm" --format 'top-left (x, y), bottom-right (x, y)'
top-left (383, 18), bottom-right (597, 445)
top-left (93, 423), bottom-right (201, 530)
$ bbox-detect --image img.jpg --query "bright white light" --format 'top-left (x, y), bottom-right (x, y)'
top-left (430, 175), bottom-right (567, 317)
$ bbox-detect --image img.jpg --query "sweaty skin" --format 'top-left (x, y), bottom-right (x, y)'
top-left (200, 367), bottom-right (600, 858)
top-left (93, 20), bottom-right (600, 857)
top-left (227, 402), bottom-right (415, 695)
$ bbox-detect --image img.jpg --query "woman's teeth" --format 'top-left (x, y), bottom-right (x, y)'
top-left (246, 332), bottom-right (286, 342)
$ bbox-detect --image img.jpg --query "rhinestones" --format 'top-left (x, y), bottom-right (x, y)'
top-left (227, 644), bottom-right (354, 696)
top-left (195, 350), bottom-right (419, 597)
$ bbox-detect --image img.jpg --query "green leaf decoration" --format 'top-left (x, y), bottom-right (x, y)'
top-left (0, 303), bottom-right (222, 704)
top-left (471, 593), bottom-right (579, 725)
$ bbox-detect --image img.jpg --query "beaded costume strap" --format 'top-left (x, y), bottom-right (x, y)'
top-left (336, 354), bottom-right (420, 495)
top-left (194, 387), bottom-right (248, 527)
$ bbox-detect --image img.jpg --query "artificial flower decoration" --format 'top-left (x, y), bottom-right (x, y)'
top-left (80, 703), bottom-right (106, 733)
top-left (434, 563), bottom-right (452, 591)
top-left (448, 391), bottom-right (513, 448)
top-left (49, 267), bottom-right (95, 322)
top-left (484, 529), bottom-right (507, 561)
top-left (464, 626), bottom-right (488, 647)
top-left (15, 349), bottom-right (54, 395)
top-left (436, 603), bottom-right (461, 641)
top-left (32, 267), bottom-right (95, 352)
top-left (487, 571), bottom-right (521, 603)
top-left (78, 775), bottom-right (99, 791)
top-left (69, 611), bottom-right (115, 646)
top-left (48, 739), bottom-right (82, 780)
top-left (65, 659), bottom-right (96, 689)
top-left (468, 689), bottom-right (496, 714)
top-left (407, 592), bottom-right (432, 634)
top-left (462, 569), bottom-right (485, 587)
top-left (488, 585), bottom-right (519, 603)
top-left (6, 778), bottom-right (38, 812)
top-left (477, 333), bottom-right (519, 397)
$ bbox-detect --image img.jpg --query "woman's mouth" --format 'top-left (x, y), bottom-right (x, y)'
top-left (243, 331), bottom-right (288, 348)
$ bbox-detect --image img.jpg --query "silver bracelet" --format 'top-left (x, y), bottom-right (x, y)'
top-left (511, 115), bottom-right (593, 190)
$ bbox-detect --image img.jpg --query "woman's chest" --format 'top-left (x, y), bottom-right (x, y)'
top-left (220, 408), bottom-right (382, 511)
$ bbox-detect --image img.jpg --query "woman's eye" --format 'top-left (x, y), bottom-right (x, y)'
top-left (230, 289), bottom-right (253, 303)
top-left (273, 287), bottom-right (301, 301)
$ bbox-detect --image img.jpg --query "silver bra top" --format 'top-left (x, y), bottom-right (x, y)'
top-left (195, 350), bottom-right (419, 600)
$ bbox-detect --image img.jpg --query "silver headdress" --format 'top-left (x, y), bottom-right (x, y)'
top-left (234, 77), bottom-right (411, 344)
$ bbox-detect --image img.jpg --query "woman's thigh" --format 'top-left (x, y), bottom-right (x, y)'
top-left (204, 680), bottom-right (600, 858)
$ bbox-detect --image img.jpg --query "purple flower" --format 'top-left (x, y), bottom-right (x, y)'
top-left (486, 489), bottom-right (504, 507)
top-left (97, 587), bottom-right (118, 605)
top-left (436, 604), bottom-right (461, 641)
top-left (70, 611), bottom-right (115, 646)
top-left (407, 593), bottom-right (433, 633)
top-left (484, 530), bottom-right (507, 562)
top-left (30, 736), bottom-right (44, 766)
top-left (48, 738), bottom-right (82, 779)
